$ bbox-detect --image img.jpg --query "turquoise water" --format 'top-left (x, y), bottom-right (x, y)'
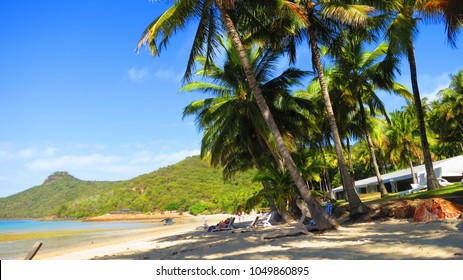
top-left (0, 220), bottom-right (156, 260)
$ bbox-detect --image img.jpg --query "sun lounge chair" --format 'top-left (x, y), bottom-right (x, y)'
top-left (398, 183), bottom-right (427, 197)
top-left (410, 183), bottom-right (427, 194)
top-left (248, 216), bottom-right (260, 228)
top-left (256, 212), bottom-right (273, 227)
top-left (207, 217), bottom-right (235, 232)
top-left (262, 213), bottom-right (273, 227)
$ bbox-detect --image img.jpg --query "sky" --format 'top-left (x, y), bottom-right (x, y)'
top-left (0, 1), bottom-right (462, 198)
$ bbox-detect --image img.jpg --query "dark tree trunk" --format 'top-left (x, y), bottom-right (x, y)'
top-left (407, 46), bottom-right (439, 190)
top-left (308, 28), bottom-right (369, 216)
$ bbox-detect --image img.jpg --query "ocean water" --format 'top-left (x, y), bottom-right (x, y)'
top-left (0, 220), bottom-right (155, 260)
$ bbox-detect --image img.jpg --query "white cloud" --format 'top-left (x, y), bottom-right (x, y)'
top-left (0, 140), bottom-right (200, 197)
top-left (417, 72), bottom-right (452, 101)
top-left (128, 67), bottom-right (150, 82)
top-left (18, 146), bottom-right (58, 159)
top-left (130, 149), bottom-right (200, 165)
top-left (26, 154), bottom-right (121, 171)
top-left (154, 69), bottom-right (182, 84)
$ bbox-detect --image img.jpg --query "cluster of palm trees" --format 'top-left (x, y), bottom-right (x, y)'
top-left (137, 0), bottom-right (462, 230)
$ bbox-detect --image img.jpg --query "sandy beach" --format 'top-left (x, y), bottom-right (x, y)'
top-left (39, 214), bottom-right (463, 260)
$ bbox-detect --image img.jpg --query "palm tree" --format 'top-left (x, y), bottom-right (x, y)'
top-left (137, 1), bottom-right (337, 229)
top-left (294, 82), bottom-right (338, 199)
top-left (428, 69), bottom-right (463, 154)
top-left (379, 0), bottom-right (441, 189)
top-left (325, 31), bottom-right (414, 197)
top-left (385, 107), bottom-right (424, 183)
top-left (420, 0), bottom-right (463, 46)
top-left (276, 0), bottom-right (373, 215)
top-left (182, 36), bottom-right (309, 220)
top-left (253, 163), bottom-right (301, 221)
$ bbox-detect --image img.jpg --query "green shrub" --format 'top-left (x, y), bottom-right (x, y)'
top-left (188, 203), bottom-right (213, 215)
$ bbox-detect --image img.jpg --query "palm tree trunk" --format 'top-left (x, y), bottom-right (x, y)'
top-left (261, 181), bottom-right (283, 222)
top-left (320, 147), bottom-right (334, 199)
top-left (357, 97), bottom-right (388, 197)
top-left (409, 157), bottom-right (417, 184)
top-left (308, 28), bottom-right (369, 216)
top-left (346, 138), bottom-right (354, 174)
top-left (216, 1), bottom-right (338, 229)
top-left (366, 131), bottom-right (388, 196)
top-left (407, 46), bottom-right (439, 190)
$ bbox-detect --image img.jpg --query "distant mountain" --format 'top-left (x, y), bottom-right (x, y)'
top-left (0, 156), bottom-right (262, 219)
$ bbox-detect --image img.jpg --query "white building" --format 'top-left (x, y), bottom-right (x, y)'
top-left (332, 155), bottom-right (463, 200)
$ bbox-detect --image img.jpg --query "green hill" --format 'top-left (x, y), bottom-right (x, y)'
top-left (0, 156), bottom-right (263, 219)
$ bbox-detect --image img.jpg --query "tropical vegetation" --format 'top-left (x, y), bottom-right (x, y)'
top-left (135, 0), bottom-right (461, 229)
top-left (4, 1), bottom-right (460, 224)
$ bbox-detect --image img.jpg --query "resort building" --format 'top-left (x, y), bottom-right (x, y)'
top-left (332, 155), bottom-right (463, 200)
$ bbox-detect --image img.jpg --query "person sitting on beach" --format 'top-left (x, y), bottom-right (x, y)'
top-left (207, 218), bottom-right (231, 232)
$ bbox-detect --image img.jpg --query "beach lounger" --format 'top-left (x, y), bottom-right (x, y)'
top-left (257, 213), bottom-right (272, 227)
top-left (398, 183), bottom-right (427, 197)
top-left (248, 216), bottom-right (260, 228)
top-left (208, 217), bottom-right (235, 232)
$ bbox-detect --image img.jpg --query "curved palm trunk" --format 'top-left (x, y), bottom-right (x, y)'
top-left (216, 1), bottom-right (338, 229)
top-left (308, 29), bottom-right (369, 216)
top-left (407, 46), bottom-right (439, 190)
top-left (357, 97), bottom-right (388, 197)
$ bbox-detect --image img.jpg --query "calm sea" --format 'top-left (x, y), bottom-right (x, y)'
top-left (0, 220), bottom-right (155, 260)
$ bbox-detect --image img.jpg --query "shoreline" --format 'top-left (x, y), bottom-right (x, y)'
top-left (36, 214), bottom-right (229, 260)
top-left (38, 216), bottom-right (463, 260)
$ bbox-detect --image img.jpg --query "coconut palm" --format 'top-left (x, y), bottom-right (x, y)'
top-left (325, 30), bottom-right (414, 197)
top-left (385, 107), bottom-right (424, 183)
top-left (376, 0), bottom-right (442, 189)
top-left (272, 0), bottom-right (374, 215)
top-left (428, 69), bottom-right (463, 154)
top-left (182, 36), bottom-right (310, 220)
top-left (137, 0), bottom-right (337, 229)
top-left (420, 0), bottom-right (463, 45)
top-left (138, 0), bottom-right (338, 229)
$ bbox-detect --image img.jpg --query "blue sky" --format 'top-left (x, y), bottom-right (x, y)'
top-left (0, 1), bottom-right (462, 197)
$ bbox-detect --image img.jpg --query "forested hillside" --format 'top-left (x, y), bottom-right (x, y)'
top-left (0, 157), bottom-right (263, 219)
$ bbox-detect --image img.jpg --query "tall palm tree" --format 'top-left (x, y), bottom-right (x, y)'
top-left (325, 31), bottom-right (413, 197)
top-left (182, 36), bottom-right (309, 220)
top-left (379, 0), bottom-right (441, 189)
top-left (277, 0), bottom-right (373, 215)
top-left (137, 1), bottom-right (338, 229)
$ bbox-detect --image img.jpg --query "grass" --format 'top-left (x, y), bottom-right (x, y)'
top-left (336, 182), bottom-right (463, 206)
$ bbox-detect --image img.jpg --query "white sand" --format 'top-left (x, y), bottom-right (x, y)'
top-left (40, 216), bottom-right (463, 260)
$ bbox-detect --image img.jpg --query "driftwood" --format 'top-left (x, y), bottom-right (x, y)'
top-left (260, 210), bottom-right (321, 240)
top-left (260, 225), bottom-right (313, 240)
top-left (24, 241), bottom-right (42, 260)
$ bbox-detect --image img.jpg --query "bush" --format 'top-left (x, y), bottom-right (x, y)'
top-left (163, 201), bottom-right (180, 211)
top-left (188, 203), bottom-right (214, 215)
